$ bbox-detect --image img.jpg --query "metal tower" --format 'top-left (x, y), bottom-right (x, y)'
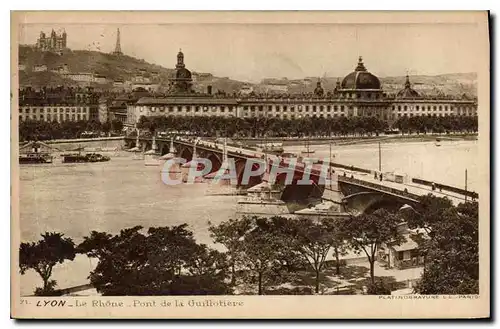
top-left (113, 28), bottom-right (123, 55)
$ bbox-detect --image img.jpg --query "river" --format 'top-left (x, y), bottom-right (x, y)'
top-left (17, 139), bottom-right (478, 295)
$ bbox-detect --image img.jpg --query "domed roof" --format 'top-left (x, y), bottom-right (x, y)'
top-left (341, 57), bottom-right (381, 90)
top-left (396, 75), bottom-right (421, 99)
top-left (175, 67), bottom-right (192, 80)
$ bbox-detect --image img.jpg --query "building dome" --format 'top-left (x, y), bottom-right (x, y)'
top-left (175, 67), bottom-right (192, 80)
top-left (396, 75), bottom-right (421, 99)
top-left (341, 56), bottom-right (381, 90)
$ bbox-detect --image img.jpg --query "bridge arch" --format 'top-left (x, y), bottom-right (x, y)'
top-left (179, 147), bottom-right (193, 162)
top-left (235, 158), bottom-right (262, 187)
top-left (160, 144), bottom-right (170, 156)
top-left (206, 153), bottom-right (222, 173)
top-left (143, 141), bottom-right (152, 151)
top-left (342, 191), bottom-right (417, 215)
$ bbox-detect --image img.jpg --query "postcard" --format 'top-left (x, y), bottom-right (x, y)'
top-left (11, 10), bottom-right (490, 319)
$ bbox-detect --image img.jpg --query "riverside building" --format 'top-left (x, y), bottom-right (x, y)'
top-left (126, 52), bottom-right (477, 127)
top-left (18, 86), bottom-right (99, 122)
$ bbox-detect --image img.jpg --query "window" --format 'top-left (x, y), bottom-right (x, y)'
top-left (283, 106), bottom-right (288, 112)
top-left (195, 106), bottom-right (200, 112)
top-left (327, 105), bottom-right (331, 112)
top-left (439, 105), bottom-right (442, 111)
top-left (305, 105), bottom-right (309, 111)
top-left (320, 105), bottom-right (324, 111)
top-left (340, 106), bottom-right (345, 111)
top-left (416, 105), bottom-right (419, 110)
top-left (259, 105), bottom-right (263, 111)
top-left (404, 105), bottom-right (407, 111)
top-left (433, 106), bottom-right (437, 111)
top-left (312, 105), bottom-right (317, 112)
top-left (398, 105), bottom-right (402, 111)
top-left (334, 105), bottom-right (338, 111)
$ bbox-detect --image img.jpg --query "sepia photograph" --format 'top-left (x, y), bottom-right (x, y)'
top-left (10, 11), bottom-right (490, 319)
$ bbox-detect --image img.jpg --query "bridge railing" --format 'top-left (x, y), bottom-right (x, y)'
top-left (338, 175), bottom-right (420, 201)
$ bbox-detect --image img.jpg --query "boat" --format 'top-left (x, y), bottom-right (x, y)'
top-left (257, 142), bottom-right (284, 154)
top-left (62, 152), bottom-right (110, 163)
top-left (19, 152), bottom-right (53, 164)
top-left (435, 138), bottom-right (441, 147)
top-left (301, 140), bottom-right (316, 156)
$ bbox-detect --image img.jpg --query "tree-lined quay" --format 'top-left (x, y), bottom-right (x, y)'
top-left (19, 194), bottom-right (478, 296)
top-left (135, 115), bottom-right (477, 138)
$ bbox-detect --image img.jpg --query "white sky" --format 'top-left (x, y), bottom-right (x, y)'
top-left (19, 23), bottom-right (482, 82)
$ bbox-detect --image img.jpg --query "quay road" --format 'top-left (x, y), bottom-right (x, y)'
top-left (336, 173), bottom-right (471, 206)
top-left (175, 137), bottom-right (475, 206)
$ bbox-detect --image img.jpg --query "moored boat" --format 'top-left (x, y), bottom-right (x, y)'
top-left (301, 140), bottom-right (316, 156)
top-left (257, 142), bottom-right (284, 154)
top-left (62, 153), bottom-right (110, 163)
top-left (19, 152), bottom-right (53, 164)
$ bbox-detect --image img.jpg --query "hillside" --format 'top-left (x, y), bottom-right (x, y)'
top-left (18, 46), bottom-right (246, 92)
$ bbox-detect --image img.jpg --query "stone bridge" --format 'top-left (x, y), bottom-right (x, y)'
top-left (125, 135), bottom-right (326, 203)
top-left (338, 175), bottom-right (421, 214)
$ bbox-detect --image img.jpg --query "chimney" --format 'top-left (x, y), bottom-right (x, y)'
top-left (207, 85), bottom-right (212, 95)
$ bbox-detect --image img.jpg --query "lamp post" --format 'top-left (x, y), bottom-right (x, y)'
top-left (378, 142), bottom-right (382, 172)
top-left (465, 168), bottom-right (468, 202)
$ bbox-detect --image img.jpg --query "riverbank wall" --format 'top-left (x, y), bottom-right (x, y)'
top-left (37, 137), bottom-right (126, 152)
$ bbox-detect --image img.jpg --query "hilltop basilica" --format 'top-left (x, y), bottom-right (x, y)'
top-left (36, 29), bottom-right (67, 53)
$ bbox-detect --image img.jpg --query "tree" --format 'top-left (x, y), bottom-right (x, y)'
top-left (324, 219), bottom-right (349, 276)
top-left (208, 217), bottom-right (253, 285)
top-left (210, 216), bottom-right (302, 295)
top-left (341, 209), bottom-right (405, 285)
top-left (19, 232), bottom-right (76, 296)
top-left (102, 121), bottom-right (111, 135)
top-left (238, 229), bottom-right (284, 295)
top-left (78, 224), bottom-right (231, 295)
top-left (415, 201), bottom-right (478, 294)
top-left (286, 217), bottom-right (339, 293)
top-left (111, 119), bottom-right (124, 133)
top-left (403, 194), bottom-right (454, 236)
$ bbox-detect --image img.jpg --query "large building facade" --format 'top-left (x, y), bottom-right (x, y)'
top-left (19, 87), bottom-right (99, 122)
top-left (126, 53), bottom-right (477, 126)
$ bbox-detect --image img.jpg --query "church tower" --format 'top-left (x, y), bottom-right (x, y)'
top-left (113, 28), bottom-right (123, 56)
